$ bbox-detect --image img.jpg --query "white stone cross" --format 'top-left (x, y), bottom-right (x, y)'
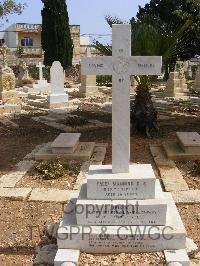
top-left (81, 24), bottom-right (162, 174)
top-left (36, 62), bottom-right (45, 81)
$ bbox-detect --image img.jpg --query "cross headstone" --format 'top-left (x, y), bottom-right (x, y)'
top-left (81, 24), bottom-right (162, 174)
top-left (36, 62), bottom-right (45, 81)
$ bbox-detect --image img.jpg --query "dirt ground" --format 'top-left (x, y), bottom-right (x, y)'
top-left (0, 112), bottom-right (199, 265)
top-left (176, 161), bottom-right (200, 190)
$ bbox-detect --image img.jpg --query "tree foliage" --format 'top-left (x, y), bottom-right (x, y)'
top-left (95, 16), bottom-right (192, 75)
top-left (0, 0), bottom-right (26, 21)
top-left (136, 0), bottom-right (200, 58)
top-left (41, 0), bottom-right (73, 68)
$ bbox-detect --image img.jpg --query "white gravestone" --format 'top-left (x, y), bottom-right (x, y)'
top-left (81, 24), bottom-right (162, 174)
top-left (48, 61), bottom-right (68, 106)
top-left (55, 25), bottom-right (187, 259)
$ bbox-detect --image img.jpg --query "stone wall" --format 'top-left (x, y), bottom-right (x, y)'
top-left (70, 25), bottom-right (81, 65)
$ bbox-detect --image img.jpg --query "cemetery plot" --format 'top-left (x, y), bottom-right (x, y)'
top-left (71, 109), bottom-right (112, 123)
top-left (0, 109), bottom-right (199, 265)
top-left (15, 160), bottom-right (82, 190)
top-left (176, 161), bottom-right (200, 190)
top-left (163, 132), bottom-right (200, 161)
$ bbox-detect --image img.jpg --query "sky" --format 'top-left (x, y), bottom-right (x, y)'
top-left (1, 0), bottom-right (149, 43)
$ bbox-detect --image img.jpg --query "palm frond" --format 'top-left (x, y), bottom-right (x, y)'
top-left (105, 15), bottom-right (124, 28)
top-left (93, 40), bottom-right (112, 56)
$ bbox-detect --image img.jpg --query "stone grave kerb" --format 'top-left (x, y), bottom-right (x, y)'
top-left (81, 24), bottom-right (162, 174)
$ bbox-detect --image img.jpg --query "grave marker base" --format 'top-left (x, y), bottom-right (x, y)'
top-left (57, 193), bottom-right (186, 253)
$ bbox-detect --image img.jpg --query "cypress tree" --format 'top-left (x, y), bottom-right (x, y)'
top-left (41, 0), bottom-right (73, 68)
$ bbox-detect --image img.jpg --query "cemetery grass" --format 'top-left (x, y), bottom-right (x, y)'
top-left (0, 112), bottom-right (199, 264)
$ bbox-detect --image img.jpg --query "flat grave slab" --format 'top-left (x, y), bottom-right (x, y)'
top-left (28, 188), bottom-right (70, 203)
top-left (164, 249), bottom-right (190, 266)
top-left (163, 141), bottom-right (200, 161)
top-left (177, 132), bottom-right (200, 147)
top-left (57, 193), bottom-right (186, 253)
top-left (176, 132), bottom-right (200, 154)
top-left (150, 145), bottom-right (189, 191)
top-left (86, 164), bottom-right (156, 200)
top-left (76, 180), bottom-right (167, 226)
top-left (172, 190), bottom-right (200, 204)
top-left (0, 187), bottom-right (32, 200)
top-left (54, 249), bottom-right (80, 266)
top-left (35, 142), bottom-right (95, 161)
top-left (51, 133), bottom-right (81, 154)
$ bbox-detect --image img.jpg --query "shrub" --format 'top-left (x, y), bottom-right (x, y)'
top-left (22, 78), bottom-right (34, 85)
top-left (28, 65), bottom-right (50, 82)
top-left (15, 46), bottom-right (24, 58)
top-left (96, 75), bottom-right (112, 87)
top-left (36, 160), bottom-right (65, 180)
top-left (194, 160), bottom-right (200, 174)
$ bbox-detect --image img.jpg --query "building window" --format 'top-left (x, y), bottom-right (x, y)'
top-left (21, 37), bottom-right (33, 47)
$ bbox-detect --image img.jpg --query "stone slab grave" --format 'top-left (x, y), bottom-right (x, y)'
top-left (79, 48), bottom-right (99, 97)
top-left (35, 133), bottom-right (95, 161)
top-left (51, 133), bottom-right (81, 154)
top-left (55, 25), bottom-right (188, 266)
top-left (163, 132), bottom-right (200, 161)
top-left (165, 72), bottom-right (188, 98)
top-left (48, 61), bottom-right (69, 108)
top-left (0, 103), bottom-right (21, 115)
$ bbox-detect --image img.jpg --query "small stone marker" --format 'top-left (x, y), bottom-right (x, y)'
top-left (165, 72), bottom-right (188, 98)
top-left (177, 132), bottom-right (200, 153)
top-left (79, 48), bottom-right (99, 97)
top-left (163, 132), bottom-right (200, 160)
top-left (48, 61), bottom-right (68, 108)
top-left (54, 249), bottom-right (80, 266)
top-left (35, 141), bottom-right (95, 161)
top-left (164, 249), bottom-right (190, 266)
top-left (51, 133), bottom-right (81, 154)
top-left (36, 62), bottom-right (45, 81)
top-left (81, 24), bottom-right (162, 173)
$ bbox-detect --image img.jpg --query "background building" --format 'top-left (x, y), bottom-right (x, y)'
top-left (0, 23), bottom-right (90, 65)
